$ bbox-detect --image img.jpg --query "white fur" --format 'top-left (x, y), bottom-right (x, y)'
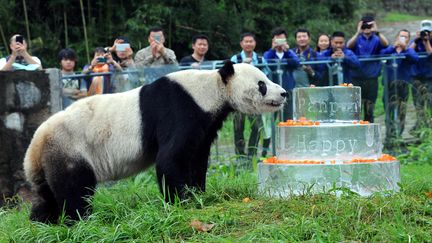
top-left (24, 64), bottom-right (286, 183)
top-left (24, 88), bottom-right (146, 182)
top-left (167, 69), bottom-right (227, 113)
top-left (169, 63), bottom-right (286, 114)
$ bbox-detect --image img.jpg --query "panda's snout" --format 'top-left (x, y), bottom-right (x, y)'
top-left (280, 92), bottom-right (287, 98)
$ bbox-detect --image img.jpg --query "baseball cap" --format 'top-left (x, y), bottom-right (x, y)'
top-left (361, 15), bottom-right (375, 23)
top-left (420, 20), bottom-right (432, 31)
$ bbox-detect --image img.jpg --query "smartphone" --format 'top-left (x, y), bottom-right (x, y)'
top-left (154, 35), bottom-right (161, 43)
top-left (275, 38), bottom-right (287, 45)
top-left (116, 43), bottom-right (130, 52)
top-left (399, 36), bottom-right (406, 43)
top-left (15, 35), bottom-right (24, 44)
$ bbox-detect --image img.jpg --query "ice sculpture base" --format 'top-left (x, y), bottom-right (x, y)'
top-left (258, 161), bottom-right (400, 197)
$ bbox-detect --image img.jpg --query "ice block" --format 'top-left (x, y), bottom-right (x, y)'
top-left (293, 86), bottom-right (361, 122)
top-left (277, 123), bottom-right (382, 161)
top-left (258, 161), bottom-right (400, 197)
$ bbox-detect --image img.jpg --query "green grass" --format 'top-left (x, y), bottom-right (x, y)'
top-left (383, 12), bottom-right (429, 23)
top-left (0, 162), bottom-right (431, 242)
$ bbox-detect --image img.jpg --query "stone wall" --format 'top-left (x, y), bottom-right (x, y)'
top-left (0, 69), bottom-right (61, 207)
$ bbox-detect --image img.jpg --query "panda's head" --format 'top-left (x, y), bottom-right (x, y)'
top-left (218, 61), bottom-right (287, 114)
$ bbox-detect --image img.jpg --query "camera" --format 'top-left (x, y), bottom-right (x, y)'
top-left (97, 57), bottom-right (107, 63)
top-left (361, 22), bottom-right (372, 30)
top-left (420, 30), bottom-right (430, 39)
top-left (15, 35), bottom-right (24, 44)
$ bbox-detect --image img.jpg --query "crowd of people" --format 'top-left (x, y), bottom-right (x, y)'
top-left (1, 16), bottom-right (432, 156)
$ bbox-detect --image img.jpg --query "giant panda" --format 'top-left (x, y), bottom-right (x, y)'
top-left (23, 61), bottom-right (286, 223)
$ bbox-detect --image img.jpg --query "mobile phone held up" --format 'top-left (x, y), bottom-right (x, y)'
top-left (154, 35), bottom-right (161, 43)
top-left (275, 38), bottom-right (287, 46)
top-left (116, 43), bottom-right (130, 52)
top-left (15, 35), bottom-right (24, 44)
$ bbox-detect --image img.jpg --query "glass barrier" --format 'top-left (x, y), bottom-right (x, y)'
top-left (60, 53), bottom-right (432, 162)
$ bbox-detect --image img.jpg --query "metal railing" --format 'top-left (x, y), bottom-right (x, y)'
top-left (61, 53), bottom-right (432, 160)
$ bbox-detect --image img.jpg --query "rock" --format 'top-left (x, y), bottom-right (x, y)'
top-left (4, 112), bottom-right (25, 132)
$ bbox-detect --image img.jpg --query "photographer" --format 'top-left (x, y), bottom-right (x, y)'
top-left (107, 36), bottom-right (135, 69)
top-left (317, 31), bottom-right (360, 85)
top-left (0, 34), bottom-right (42, 71)
top-left (409, 20), bottom-right (432, 131)
top-left (83, 47), bottom-right (122, 95)
top-left (134, 26), bottom-right (177, 67)
top-left (380, 29), bottom-right (419, 147)
top-left (347, 15), bottom-right (389, 122)
top-left (263, 27), bottom-right (300, 120)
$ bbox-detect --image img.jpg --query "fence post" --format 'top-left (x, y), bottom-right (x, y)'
top-left (391, 56), bottom-right (400, 137)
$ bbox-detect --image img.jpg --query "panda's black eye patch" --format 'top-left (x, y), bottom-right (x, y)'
top-left (258, 81), bottom-right (267, 96)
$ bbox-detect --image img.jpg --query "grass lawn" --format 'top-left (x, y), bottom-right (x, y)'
top-left (0, 162), bottom-right (431, 242)
top-left (383, 12), bottom-right (430, 23)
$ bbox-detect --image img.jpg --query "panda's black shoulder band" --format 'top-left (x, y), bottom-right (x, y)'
top-left (218, 60), bottom-right (235, 84)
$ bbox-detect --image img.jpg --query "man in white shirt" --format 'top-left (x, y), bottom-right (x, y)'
top-left (0, 34), bottom-right (42, 71)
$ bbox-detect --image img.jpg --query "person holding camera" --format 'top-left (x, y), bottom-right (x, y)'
top-left (106, 36), bottom-right (141, 92)
top-left (0, 34), bottom-right (42, 71)
top-left (263, 27), bottom-right (300, 121)
top-left (107, 36), bottom-right (135, 69)
top-left (409, 20), bottom-right (432, 131)
top-left (380, 29), bottom-right (419, 147)
top-left (134, 26), bottom-right (177, 67)
top-left (83, 47), bottom-right (122, 95)
top-left (347, 15), bottom-right (389, 123)
top-left (317, 31), bottom-right (360, 85)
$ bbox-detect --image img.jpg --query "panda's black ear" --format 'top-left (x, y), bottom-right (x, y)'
top-left (218, 60), bottom-right (235, 84)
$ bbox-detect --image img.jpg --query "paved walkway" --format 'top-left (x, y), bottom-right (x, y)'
top-left (380, 20), bottom-right (422, 39)
top-left (374, 98), bottom-right (418, 144)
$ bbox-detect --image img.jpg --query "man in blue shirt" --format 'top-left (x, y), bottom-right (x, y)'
top-left (347, 15), bottom-right (389, 122)
top-left (317, 31), bottom-right (360, 85)
top-left (292, 28), bottom-right (319, 87)
top-left (230, 32), bottom-right (268, 159)
top-left (409, 20), bottom-right (432, 132)
top-left (380, 29), bottom-right (419, 147)
top-left (263, 27), bottom-right (300, 120)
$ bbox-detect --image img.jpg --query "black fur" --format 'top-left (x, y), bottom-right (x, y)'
top-left (139, 77), bottom-right (233, 202)
top-left (30, 71), bottom-right (234, 224)
top-left (218, 60), bottom-right (235, 84)
top-left (30, 153), bottom-right (96, 224)
top-left (258, 81), bottom-right (267, 96)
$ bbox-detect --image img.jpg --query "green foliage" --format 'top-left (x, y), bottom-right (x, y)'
top-left (399, 128), bottom-right (432, 165)
top-left (0, 0), bottom-right (372, 69)
top-left (0, 164), bottom-right (431, 241)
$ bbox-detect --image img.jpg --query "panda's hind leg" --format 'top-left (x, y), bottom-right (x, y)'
top-left (44, 155), bottom-right (97, 223)
top-left (29, 178), bottom-right (61, 224)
